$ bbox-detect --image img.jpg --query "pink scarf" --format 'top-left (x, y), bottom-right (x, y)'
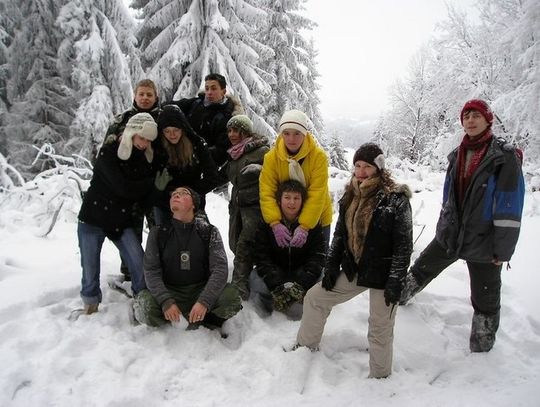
top-left (227, 137), bottom-right (253, 160)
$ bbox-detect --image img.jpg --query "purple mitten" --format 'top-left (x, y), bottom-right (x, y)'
top-left (289, 226), bottom-right (308, 248)
top-left (272, 223), bottom-right (291, 248)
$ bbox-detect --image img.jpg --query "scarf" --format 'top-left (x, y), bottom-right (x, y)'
top-left (345, 176), bottom-right (381, 263)
top-left (227, 137), bottom-right (253, 160)
top-left (455, 129), bottom-right (493, 206)
top-left (288, 158), bottom-right (306, 186)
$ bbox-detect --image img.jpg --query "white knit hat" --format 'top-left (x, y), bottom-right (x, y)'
top-left (117, 113), bottom-right (158, 162)
top-left (278, 110), bottom-right (309, 136)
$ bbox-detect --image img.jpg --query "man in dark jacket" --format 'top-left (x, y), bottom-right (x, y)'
top-left (166, 73), bottom-right (243, 183)
top-left (251, 180), bottom-right (326, 320)
top-left (78, 113), bottom-right (157, 315)
top-left (401, 99), bottom-right (525, 352)
top-left (134, 186), bottom-right (242, 328)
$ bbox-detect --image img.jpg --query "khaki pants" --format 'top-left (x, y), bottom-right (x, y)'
top-left (296, 273), bottom-right (398, 378)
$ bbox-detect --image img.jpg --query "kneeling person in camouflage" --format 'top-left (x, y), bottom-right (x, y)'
top-left (134, 187), bottom-right (242, 328)
top-left (251, 180), bottom-right (326, 320)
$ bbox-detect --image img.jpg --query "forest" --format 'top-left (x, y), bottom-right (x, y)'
top-left (0, 0), bottom-right (538, 184)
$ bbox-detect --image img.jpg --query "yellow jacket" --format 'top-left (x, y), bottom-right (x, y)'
top-left (259, 132), bottom-right (333, 229)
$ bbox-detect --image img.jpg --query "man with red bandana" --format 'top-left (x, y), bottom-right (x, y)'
top-left (400, 99), bottom-right (525, 353)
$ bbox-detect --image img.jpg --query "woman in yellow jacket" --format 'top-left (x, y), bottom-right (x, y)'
top-left (259, 109), bottom-right (332, 248)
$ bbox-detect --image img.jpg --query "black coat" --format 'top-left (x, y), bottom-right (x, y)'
top-left (253, 221), bottom-right (326, 291)
top-left (325, 184), bottom-right (413, 297)
top-left (172, 95), bottom-right (239, 167)
top-left (78, 141), bottom-right (154, 240)
top-left (152, 132), bottom-right (220, 211)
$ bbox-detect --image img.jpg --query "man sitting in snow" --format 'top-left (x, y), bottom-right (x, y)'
top-left (134, 186), bottom-right (242, 328)
top-left (250, 180), bottom-right (326, 320)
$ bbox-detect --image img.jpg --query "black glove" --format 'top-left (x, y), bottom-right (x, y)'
top-left (321, 269), bottom-right (338, 291)
top-left (384, 285), bottom-right (401, 307)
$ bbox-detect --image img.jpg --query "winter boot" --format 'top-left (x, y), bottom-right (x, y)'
top-left (83, 303), bottom-right (99, 315)
top-left (120, 263), bottom-right (131, 282)
top-left (469, 311), bottom-right (500, 352)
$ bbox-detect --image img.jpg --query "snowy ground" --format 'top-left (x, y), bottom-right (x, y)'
top-left (1, 164), bottom-right (539, 407)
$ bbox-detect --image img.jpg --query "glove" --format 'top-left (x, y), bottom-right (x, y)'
top-left (286, 282), bottom-right (305, 303)
top-left (154, 168), bottom-right (173, 191)
top-left (321, 269), bottom-right (338, 291)
top-left (272, 223), bottom-right (291, 248)
top-left (271, 282), bottom-right (305, 312)
top-left (384, 287), bottom-right (400, 307)
top-left (289, 226), bottom-right (309, 248)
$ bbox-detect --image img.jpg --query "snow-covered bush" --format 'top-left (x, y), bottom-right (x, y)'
top-left (0, 144), bottom-right (92, 235)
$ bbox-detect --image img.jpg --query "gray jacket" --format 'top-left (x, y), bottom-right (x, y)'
top-left (143, 217), bottom-right (228, 310)
top-left (435, 137), bottom-right (524, 262)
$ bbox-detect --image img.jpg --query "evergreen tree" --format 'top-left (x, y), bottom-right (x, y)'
top-left (138, 0), bottom-right (275, 137)
top-left (327, 133), bottom-right (349, 170)
top-left (1, 0), bottom-right (75, 176)
top-left (258, 0), bottom-right (322, 133)
top-left (57, 0), bottom-right (142, 159)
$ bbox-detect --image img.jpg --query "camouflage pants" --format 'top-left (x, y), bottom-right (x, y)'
top-left (134, 282), bottom-right (242, 327)
top-left (229, 207), bottom-right (264, 300)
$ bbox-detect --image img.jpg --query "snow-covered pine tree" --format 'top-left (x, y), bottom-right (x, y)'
top-left (57, 0), bottom-right (142, 160)
top-left (0, 1), bottom-right (20, 156)
top-left (476, 0), bottom-right (540, 158)
top-left (138, 0), bottom-right (275, 137)
top-left (327, 133), bottom-right (349, 170)
top-left (258, 1), bottom-right (322, 132)
top-left (0, 0), bottom-right (75, 176)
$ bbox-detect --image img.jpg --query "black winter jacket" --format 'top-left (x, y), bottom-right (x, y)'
top-left (152, 132), bottom-right (220, 211)
top-left (253, 221), bottom-right (326, 291)
top-left (171, 95), bottom-right (242, 167)
top-left (325, 184), bottom-right (413, 298)
top-left (79, 141), bottom-right (154, 240)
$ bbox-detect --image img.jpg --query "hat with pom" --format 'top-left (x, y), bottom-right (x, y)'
top-left (353, 142), bottom-right (385, 170)
top-left (278, 110), bottom-right (309, 136)
top-left (460, 99), bottom-right (494, 125)
top-left (117, 113), bottom-right (158, 162)
top-left (227, 114), bottom-right (253, 134)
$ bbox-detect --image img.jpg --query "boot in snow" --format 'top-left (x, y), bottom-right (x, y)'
top-left (470, 311), bottom-right (500, 352)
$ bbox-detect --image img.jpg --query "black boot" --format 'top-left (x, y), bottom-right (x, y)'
top-left (470, 311), bottom-right (500, 352)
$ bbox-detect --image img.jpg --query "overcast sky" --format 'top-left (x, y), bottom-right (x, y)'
top-left (302, 0), bottom-right (478, 121)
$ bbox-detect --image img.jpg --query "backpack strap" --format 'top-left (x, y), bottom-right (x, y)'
top-left (496, 137), bottom-right (523, 164)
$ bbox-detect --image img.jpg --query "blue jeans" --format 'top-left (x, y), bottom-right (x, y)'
top-left (78, 222), bottom-right (146, 305)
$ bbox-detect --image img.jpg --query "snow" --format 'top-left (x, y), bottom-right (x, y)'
top-left (1, 166), bottom-right (539, 407)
